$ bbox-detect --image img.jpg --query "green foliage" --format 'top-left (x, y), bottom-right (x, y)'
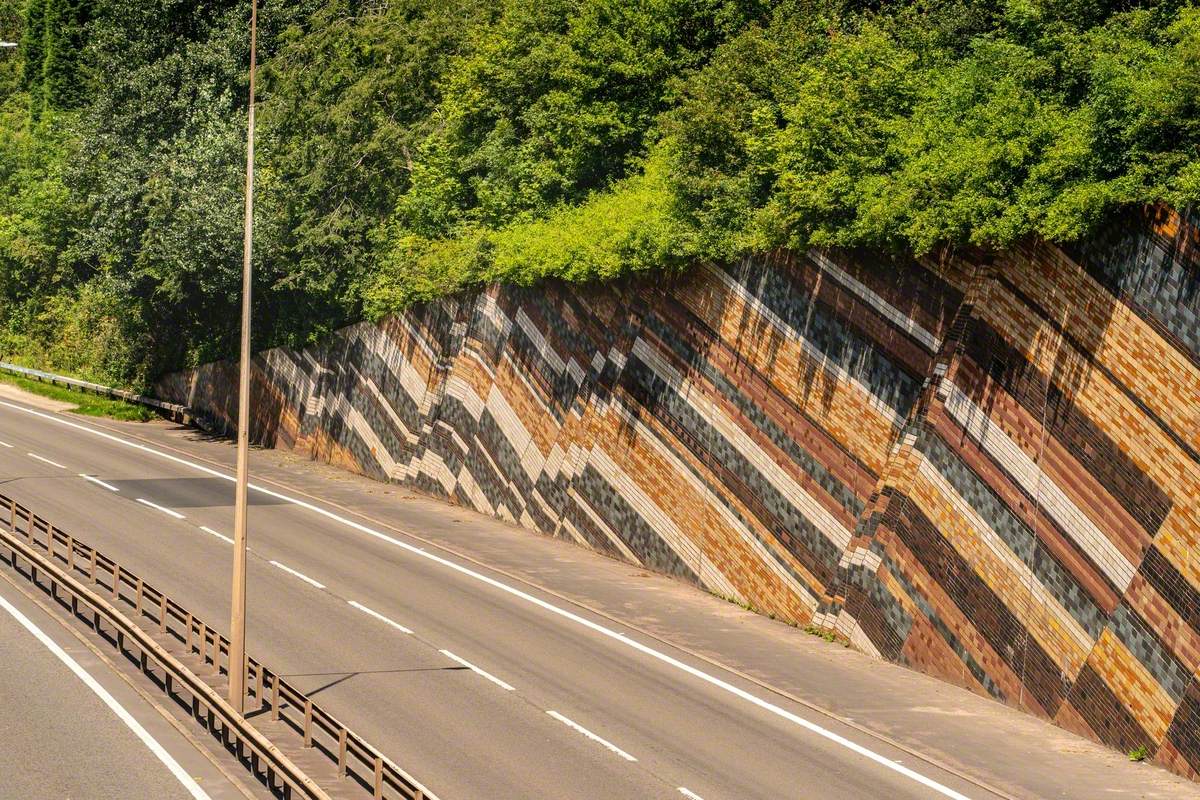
top-left (255, 0), bottom-right (489, 347)
top-left (394, 0), bottom-right (767, 237)
top-left (0, 0), bottom-right (1198, 386)
top-left (367, 153), bottom-right (685, 311)
top-left (665, 1), bottom-right (1200, 256)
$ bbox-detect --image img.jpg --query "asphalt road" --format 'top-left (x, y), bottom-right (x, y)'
top-left (0, 557), bottom-right (248, 800)
top-left (0, 393), bottom-right (995, 800)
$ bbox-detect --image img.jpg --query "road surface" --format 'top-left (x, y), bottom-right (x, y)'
top-left (0, 558), bottom-right (250, 800)
top-left (0, 392), bottom-right (1017, 800)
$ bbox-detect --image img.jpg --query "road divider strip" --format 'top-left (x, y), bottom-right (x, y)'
top-left (269, 560), bottom-right (326, 590)
top-left (135, 498), bottom-right (185, 519)
top-left (546, 711), bottom-right (637, 762)
top-left (27, 452), bottom-right (66, 469)
top-left (79, 474), bottom-right (119, 492)
top-left (0, 397), bottom-right (976, 800)
top-left (348, 601), bottom-right (412, 634)
top-left (439, 649), bottom-right (515, 691)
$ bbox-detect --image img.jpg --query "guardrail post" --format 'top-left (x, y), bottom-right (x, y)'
top-left (255, 662), bottom-right (264, 707)
top-left (199, 622), bottom-right (207, 665)
top-left (159, 595), bottom-right (167, 634)
top-left (337, 728), bottom-right (347, 777)
top-left (7, 497), bottom-right (13, 533)
top-left (303, 699), bottom-right (313, 747)
top-left (186, 612), bottom-right (193, 653)
top-left (46, 524), bottom-right (53, 561)
top-left (66, 535), bottom-right (74, 572)
top-left (272, 672), bottom-right (280, 721)
top-left (374, 756), bottom-right (383, 799)
top-left (136, 577), bottom-right (143, 616)
top-left (25, 506), bottom-right (33, 542)
top-left (112, 564), bottom-right (120, 601)
top-left (89, 549), bottom-right (97, 581)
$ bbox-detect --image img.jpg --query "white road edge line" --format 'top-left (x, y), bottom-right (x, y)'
top-left (199, 526), bottom-right (234, 545)
top-left (135, 498), bottom-right (185, 520)
top-left (269, 560), bottom-right (326, 590)
top-left (439, 649), bottom-right (515, 691)
top-left (0, 399), bottom-right (973, 800)
top-left (678, 789), bottom-right (705, 800)
top-left (546, 711), bottom-right (637, 762)
top-left (80, 473), bottom-right (119, 492)
top-left (348, 600), bottom-right (412, 634)
top-left (27, 451), bottom-right (66, 469)
top-left (0, 592), bottom-right (212, 800)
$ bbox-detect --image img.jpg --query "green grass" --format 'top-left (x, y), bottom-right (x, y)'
top-left (0, 372), bottom-right (155, 421)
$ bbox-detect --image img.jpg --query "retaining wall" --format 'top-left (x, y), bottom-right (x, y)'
top-left (159, 205), bottom-right (1200, 778)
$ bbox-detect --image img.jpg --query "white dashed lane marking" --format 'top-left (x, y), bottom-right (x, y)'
top-left (269, 560), bottom-right (326, 590)
top-left (546, 711), bottom-right (637, 762)
top-left (678, 789), bottom-right (705, 799)
top-left (439, 649), bottom-right (515, 691)
top-left (27, 452), bottom-right (65, 469)
top-left (348, 600), bottom-right (413, 634)
top-left (0, 439), bottom-right (12, 447)
top-left (135, 498), bottom-right (185, 519)
top-left (79, 474), bottom-right (119, 492)
top-left (198, 526), bottom-right (233, 544)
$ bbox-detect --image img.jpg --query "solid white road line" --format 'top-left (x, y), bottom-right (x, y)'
top-left (27, 452), bottom-right (66, 469)
top-left (0, 439), bottom-right (12, 447)
top-left (269, 560), bottom-right (326, 590)
top-left (80, 473), bottom-right (119, 492)
top-left (546, 711), bottom-right (637, 762)
top-left (0, 399), bottom-right (973, 799)
top-left (348, 600), bottom-right (413, 634)
top-left (199, 526), bottom-right (234, 545)
top-left (678, 788), bottom-right (705, 799)
top-left (0, 592), bottom-right (212, 800)
top-left (439, 649), bottom-right (515, 691)
top-left (135, 498), bottom-right (185, 520)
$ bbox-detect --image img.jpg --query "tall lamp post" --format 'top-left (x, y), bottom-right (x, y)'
top-left (228, 0), bottom-right (256, 713)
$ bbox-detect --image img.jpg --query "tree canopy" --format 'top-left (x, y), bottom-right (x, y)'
top-left (0, 0), bottom-right (1195, 386)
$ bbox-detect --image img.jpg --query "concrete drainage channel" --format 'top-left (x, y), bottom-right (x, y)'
top-left (0, 491), bottom-right (439, 800)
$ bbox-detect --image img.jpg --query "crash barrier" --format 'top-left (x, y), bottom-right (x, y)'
top-left (0, 491), bottom-right (438, 800)
top-left (0, 362), bottom-right (198, 426)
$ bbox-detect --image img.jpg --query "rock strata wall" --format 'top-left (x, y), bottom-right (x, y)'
top-left (160, 206), bottom-right (1200, 778)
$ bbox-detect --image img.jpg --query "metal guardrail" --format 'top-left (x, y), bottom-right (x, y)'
top-left (0, 362), bottom-right (196, 425)
top-left (0, 492), bottom-right (439, 800)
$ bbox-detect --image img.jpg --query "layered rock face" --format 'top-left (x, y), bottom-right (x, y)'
top-left (160, 205), bottom-right (1200, 777)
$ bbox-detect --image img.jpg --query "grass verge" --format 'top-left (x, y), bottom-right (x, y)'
top-left (0, 372), bottom-right (155, 421)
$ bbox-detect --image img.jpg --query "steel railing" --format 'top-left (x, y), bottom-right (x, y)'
top-left (0, 492), bottom-right (438, 800)
top-left (0, 362), bottom-right (197, 425)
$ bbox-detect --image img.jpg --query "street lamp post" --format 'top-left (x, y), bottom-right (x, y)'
top-left (228, 0), bottom-right (256, 713)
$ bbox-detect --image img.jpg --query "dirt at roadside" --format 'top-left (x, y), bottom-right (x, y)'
top-left (0, 381), bottom-right (75, 412)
